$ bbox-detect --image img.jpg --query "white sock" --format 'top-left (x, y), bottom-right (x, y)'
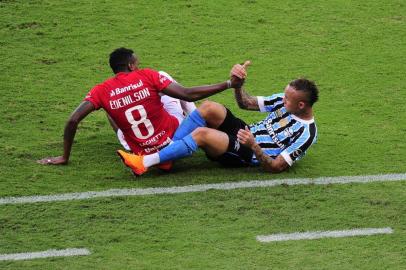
top-left (143, 153), bottom-right (160, 168)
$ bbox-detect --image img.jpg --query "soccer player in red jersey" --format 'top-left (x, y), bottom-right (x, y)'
top-left (106, 70), bottom-right (197, 154)
top-left (38, 47), bottom-right (243, 166)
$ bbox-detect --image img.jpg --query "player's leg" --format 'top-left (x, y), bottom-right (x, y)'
top-left (117, 127), bottom-right (229, 175)
top-left (172, 100), bottom-right (227, 140)
top-left (157, 95), bottom-right (198, 171)
top-left (192, 127), bottom-right (229, 157)
top-left (204, 107), bottom-right (254, 167)
top-left (145, 127), bottom-right (228, 166)
top-left (198, 100), bottom-right (228, 128)
top-left (206, 134), bottom-right (254, 167)
top-left (147, 105), bottom-right (246, 168)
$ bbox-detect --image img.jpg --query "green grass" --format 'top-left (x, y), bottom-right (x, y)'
top-left (0, 0), bottom-right (405, 269)
top-left (1, 183), bottom-right (405, 269)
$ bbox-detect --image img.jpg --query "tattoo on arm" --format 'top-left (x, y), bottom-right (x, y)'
top-left (252, 144), bottom-right (274, 172)
top-left (234, 87), bottom-right (259, 111)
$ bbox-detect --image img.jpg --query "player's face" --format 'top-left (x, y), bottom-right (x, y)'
top-left (283, 85), bottom-right (306, 114)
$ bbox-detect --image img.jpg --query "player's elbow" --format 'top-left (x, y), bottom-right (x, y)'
top-left (66, 117), bottom-right (80, 128)
top-left (262, 164), bottom-right (286, 173)
top-left (236, 100), bottom-right (249, 110)
top-left (271, 164), bottom-right (288, 173)
top-left (264, 157), bottom-right (289, 173)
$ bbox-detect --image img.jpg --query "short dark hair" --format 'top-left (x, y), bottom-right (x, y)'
top-left (109, 47), bottom-right (134, 73)
top-left (289, 78), bottom-right (319, 106)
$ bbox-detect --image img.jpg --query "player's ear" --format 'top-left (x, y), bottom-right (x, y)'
top-left (128, 55), bottom-right (138, 71)
top-left (298, 101), bottom-right (306, 110)
top-left (128, 62), bottom-right (136, 71)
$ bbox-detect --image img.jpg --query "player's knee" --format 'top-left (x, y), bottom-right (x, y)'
top-left (198, 101), bottom-right (222, 118)
top-left (191, 127), bottom-right (211, 146)
top-left (198, 100), bottom-right (216, 115)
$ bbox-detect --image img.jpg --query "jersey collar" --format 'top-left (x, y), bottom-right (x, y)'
top-left (291, 114), bottom-right (315, 124)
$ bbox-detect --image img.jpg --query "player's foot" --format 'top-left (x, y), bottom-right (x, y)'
top-left (116, 150), bottom-right (147, 176)
top-left (156, 161), bottom-right (173, 171)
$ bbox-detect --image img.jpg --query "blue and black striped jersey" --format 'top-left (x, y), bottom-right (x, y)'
top-left (249, 93), bottom-right (317, 166)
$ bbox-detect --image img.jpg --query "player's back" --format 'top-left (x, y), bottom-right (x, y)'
top-left (85, 69), bottom-right (179, 154)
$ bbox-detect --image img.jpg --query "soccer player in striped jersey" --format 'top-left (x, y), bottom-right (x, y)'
top-left (117, 62), bottom-right (318, 175)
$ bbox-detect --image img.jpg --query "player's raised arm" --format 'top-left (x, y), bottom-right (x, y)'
top-left (37, 101), bottom-right (95, 165)
top-left (231, 61), bottom-right (260, 111)
top-left (161, 70), bottom-right (244, 102)
top-left (233, 87), bottom-right (260, 111)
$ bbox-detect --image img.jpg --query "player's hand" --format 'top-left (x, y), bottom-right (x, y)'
top-left (237, 126), bottom-right (255, 148)
top-left (37, 156), bottom-right (68, 165)
top-left (230, 61), bottom-right (251, 79)
top-left (230, 75), bottom-right (245, 88)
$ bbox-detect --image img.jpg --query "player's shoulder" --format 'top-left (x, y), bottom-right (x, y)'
top-left (268, 92), bottom-right (284, 100)
top-left (261, 92), bottom-right (284, 104)
top-left (90, 81), bottom-right (109, 92)
top-left (294, 116), bottom-right (317, 141)
top-left (128, 68), bottom-right (159, 81)
top-left (137, 68), bottom-right (158, 75)
top-left (136, 68), bottom-right (174, 86)
top-left (94, 75), bottom-right (119, 90)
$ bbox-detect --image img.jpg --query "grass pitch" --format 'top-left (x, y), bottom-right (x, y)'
top-left (0, 0), bottom-right (405, 269)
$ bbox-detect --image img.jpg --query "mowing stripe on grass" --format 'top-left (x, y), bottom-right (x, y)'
top-left (0, 248), bottom-right (90, 261)
top-left (1, 173), bottom-right (405, 205)
top-left (256, 227), bottom-right (393, 242)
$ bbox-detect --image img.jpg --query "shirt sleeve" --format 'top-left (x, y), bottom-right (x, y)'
top-left (158, 71), bottom-right (176, 83)
top-left (280, 125), bottom-right (317, 166)
top-left (84, 85), bottom-right (103, 110)
top-left (145, 69), bottom-right (173, 91)
top-left (257, 93), bottom-right (284, 112)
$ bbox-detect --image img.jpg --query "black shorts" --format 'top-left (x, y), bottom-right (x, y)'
top-left (206, 108), bottom-right (254, 167)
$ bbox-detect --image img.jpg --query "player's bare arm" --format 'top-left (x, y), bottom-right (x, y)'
top-left (251, 145), bottom-right (288, 173)
top-left (230, 61), bottom-right (259, 111)
top-left (37, 101), bottom-right (95, 165)
top-left (237, 126), bottom-right (288, 173)
top-left (233, 87), bottom-right (260, 111)
top-left (162, 76), bottom-right (244, 102)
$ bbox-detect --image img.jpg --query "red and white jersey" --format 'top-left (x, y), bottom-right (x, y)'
top-left (84, 68), bottom-right (179, 154)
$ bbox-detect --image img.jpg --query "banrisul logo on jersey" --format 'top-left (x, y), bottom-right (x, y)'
top-left (265, 118), bottom-right (285, 149)
top-left (111, 80), bottom-right (144, 97)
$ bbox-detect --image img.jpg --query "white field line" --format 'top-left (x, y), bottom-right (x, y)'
top-left (256, 227), bottom-right (393, 242)
top-left (0, 248), bottom-right (90, 261)
top-left (1, 173), bottom-right (405, 205)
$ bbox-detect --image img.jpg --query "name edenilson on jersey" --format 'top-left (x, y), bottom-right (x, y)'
top-left (109, 88), bottom-right (151, 110)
